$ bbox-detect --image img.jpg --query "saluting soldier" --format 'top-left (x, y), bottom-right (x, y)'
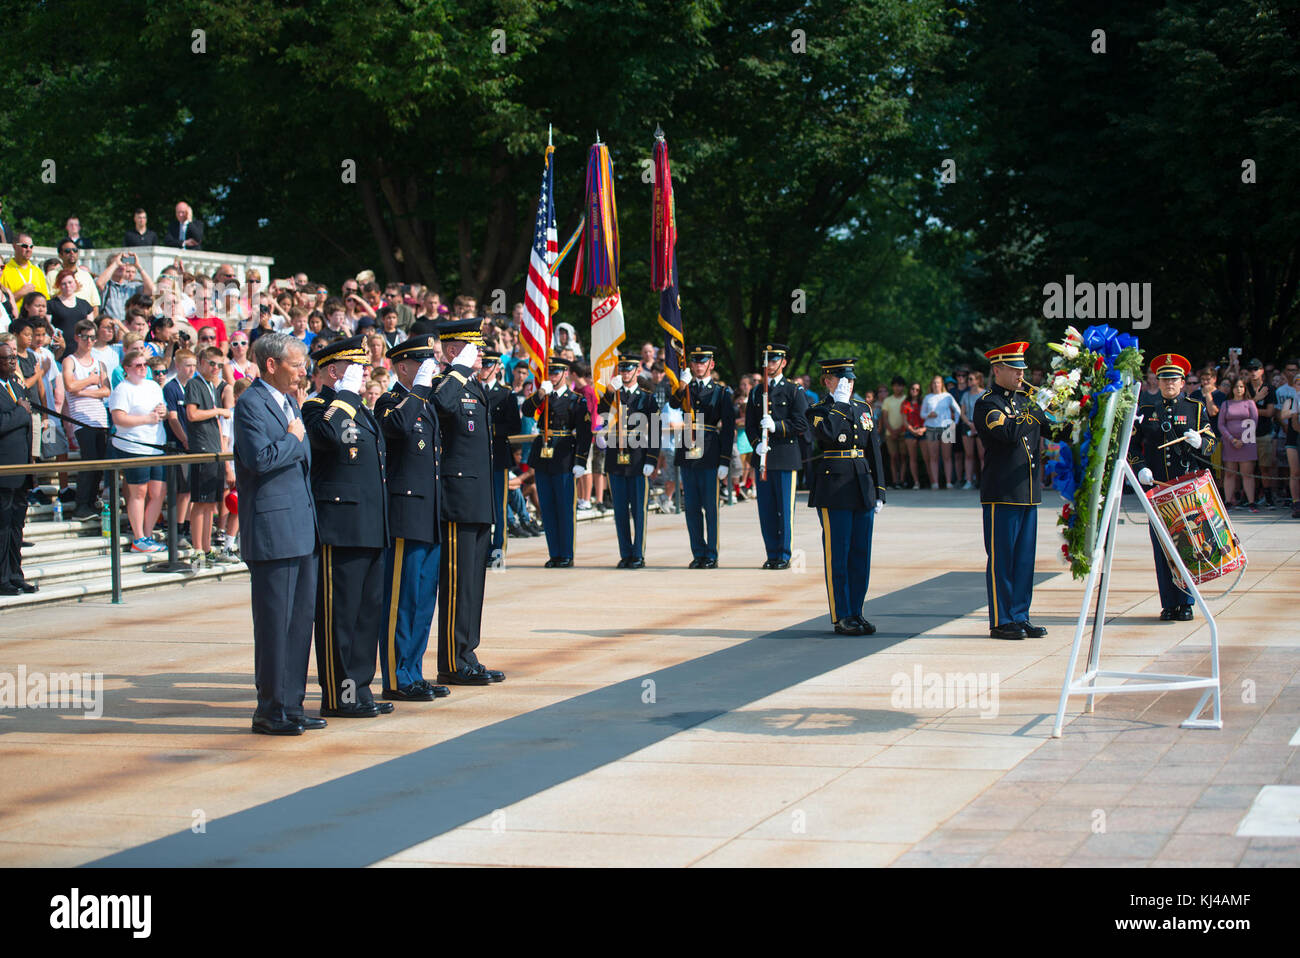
top-left (430, 318), bottom-right (504, 686)
top-left (667, 345), bottom-right (735, 568)
top-left (807, 358), bottom-right (885, 635)
top-left (480, 349), bottom-right (522, 567)
top-left (301, 335), bottom-right (394, 717)
top-left (520, 356), bottom-right (593, 567)
top-left (1129, 352), bottom-right (1216, 622)
top-left (745, 342), bottom-right (809, 569)
top-left (374, 333), bottom-right (449, 702)
top-left (597, 358), bottom-right (660, 567)
top-left (974, 342), bottom-right (1049, 640)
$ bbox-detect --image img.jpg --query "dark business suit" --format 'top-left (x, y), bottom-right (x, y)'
top-left (0, 376), bottom-right (33, 589)
top-left (233, 378), bottom-right (317, 724)
top-left (163, 218), bottom-right (205, 249)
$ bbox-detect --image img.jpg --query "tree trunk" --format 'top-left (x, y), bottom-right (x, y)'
top-left (378, 166), bottom-right (441, 291)
top-left (358, 179), bottom-right (402, 284)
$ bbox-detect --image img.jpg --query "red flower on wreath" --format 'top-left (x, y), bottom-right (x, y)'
top-left (1062, 503), bottom-right (1072, 521)
top-left (1061, 544), bottom-right (1070, 557)
top-left (1094, 355), bottom-right (1105, 371)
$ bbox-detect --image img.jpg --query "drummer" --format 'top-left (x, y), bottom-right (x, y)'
top-left (1129, 353), bottom-right (1217, 622)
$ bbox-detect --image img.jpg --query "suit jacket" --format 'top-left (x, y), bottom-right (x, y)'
top-left (0, 376), bottom-right (33, 490)
top-left (484, 380), bottom-right (522, 471)
top-left (597, 385), bottom-right (660, 475)
top-left (746, 376), bottom-right (810, 472)
top-left (974, 384), bottom-right (1045, 506)
top-left (233, 378), bottom-right (316, 561)
top-left (668, 378), bottom-right (735, 470)
top-left (430, 364), bottom-right (493, 524)
top-left (807, 395), bottom-right (884, 511)
top-left (521, 388), bottom-right (593, 474)
top-left (302, 384), bottom-right (388, 549)
top-left (375, 380), bottom-right (441, 544)
top-left (163, 218), bottom-right (205, 249)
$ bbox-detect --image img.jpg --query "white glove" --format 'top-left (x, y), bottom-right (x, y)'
top-left (452, 342), bottom-right (479, 370)
top-left (595, 431), bottom-right (608, 449)
top-left (833, 378), bottom-right (853, 403)
top-left (414, 358), bottom-right (438, 388)
top-left (540, 379), bottom-right (554, 395)
top-left (338, 363), bottom-right (364, 395)
top-left (572, 465), bottom-right (587, 478)
top-left (1138, 467), bottom-right (1154, 486)
top-left (754, 439), bottom-right (769, 456)
top-left (717, 465), bottom-right (729, 481)
top-left (680, 369), bottom-right (692, 384)
top-left (760, 414), bottom-right (775, 432)
top-left (1183, 429), bottom-right (1203, 450)
top-left (874, 500), bottom-right (884, 516)
top-left (642, 463), bottom-right (655, 478)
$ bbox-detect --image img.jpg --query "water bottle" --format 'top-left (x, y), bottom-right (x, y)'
top-left (100, 502), bottom-right (111, 538)
top-left (52, 496), bottom-right (63, 523)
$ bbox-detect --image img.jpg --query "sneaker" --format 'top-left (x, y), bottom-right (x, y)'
top-left (208, 550), bottom-right (239, 565)
top-left (1249, 503), bottom-right (1259, 514)
top-left (961, 480), bottom-right (974, 490)
top-left (577, 500), bottom-right (593, 512)
top-left (132, 537), bottom-right (163, 553)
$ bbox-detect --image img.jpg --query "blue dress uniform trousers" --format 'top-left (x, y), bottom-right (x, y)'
top-left (1148, 524), bottom-right (1193, 609)
top-left (756, 468), bottom-right (797, 563)
top-left (535, 469), bottom-right (576, 561)
top-left (816, 507), bottom-right (873, 623)
top-left (982, 503), bottom-right (1037, 628)
top-left (681, 465), bottom-right (720, 562)
top-left (381, 537), bottom-right (440, 691)
top-left (609, 472), bottom-right (650, 561)
top-left (316, 544), bottom-right (387, 709)
top-left (489, 468), bottom-right (508, 559)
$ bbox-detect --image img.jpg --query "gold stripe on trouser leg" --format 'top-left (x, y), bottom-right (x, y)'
top-left (571, 474), bottom-right (577, 559)
top-left (501, 472), bottom-right (509, 558)
top-left (787, 470), bottom-right (796, 551)
top-left (641, 475), bottom-right (649, 558)
top-left (819, 508), bottom-right (838, 622)
top-left (386, 538), bottom-right (404, 689)
top-left (446, 522), bottom-right (458, 673)
top-left (324, 544), bottom-right (336, 708)
top-left (989, 504), bottom-right (999, 627)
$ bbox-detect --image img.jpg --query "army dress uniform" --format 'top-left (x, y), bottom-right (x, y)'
top-left (520, 357), bottom-right (593, 567)
top-left (1129, 352), bottom-right (1216, 621)
top-left (483, 350), bottom-right (523, 565)
top-left (431, 318), bottom-right (503, 686)
top-left (597, 359), bottom-right (661, 567)
top-left (807, 358), bottom-right (885, 635)
top-left (667, 346), bottom-right (735, 567)
top-left (745, 343), bottom-right (810, 568)
top-left (974, 342), bottom-right (1049, 640)
top-left (374, 334), bottom-right (448, 701)
top-left (302, 336), bottom-right (391, 716)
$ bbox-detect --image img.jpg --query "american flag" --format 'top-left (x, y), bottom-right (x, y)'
top-left (521, 147), bottom-right (558, 379)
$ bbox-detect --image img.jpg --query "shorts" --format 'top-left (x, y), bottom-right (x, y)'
top-left (658, 459), bottom-right (679, 486)
top-left (189, 460), bottom-right (223, 503)
top-left (113, 445), bottom-right (164, 484)
top-left (884, 433), bottom-right (904, 460)
top-left (925, 426), bottom-right (947, 442)
top-left (1256, 435), bottom-right (1276, 469)
top-left (173, 460), bottom-right (190, 495)
top-left (590, 445), bottom-right (606, 476)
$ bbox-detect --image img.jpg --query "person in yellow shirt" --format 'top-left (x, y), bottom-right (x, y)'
top-left (2, 233), bottom-right (50, 315)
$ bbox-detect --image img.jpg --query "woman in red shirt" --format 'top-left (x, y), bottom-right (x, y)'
top-left (901, 381), bottom-right (925, 488)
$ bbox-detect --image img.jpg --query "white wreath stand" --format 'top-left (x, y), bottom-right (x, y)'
top-left (1051, 385), bottom-right (1222, 737)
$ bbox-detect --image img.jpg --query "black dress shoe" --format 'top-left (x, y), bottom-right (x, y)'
top-left (0, 584), bottom-right (21, 596)
top-left (688, 558), bottom-right (703, 569)
top-left (320, 703), bottom-right (380, 718)
top-left (698, 559), bottom-right (717, 569)
top-left (1176, 605), bottom-right (1194, 621)
top-left (770, 560), bottom-right (790, 570)
top-left (555, 557), bottom-right (573, 568)
top-left (415, 680), bottom-right (451, 698)
top-left (372, 701), bottom-right (395, 714)
top-left (474, 665), bottom-right (506, 683)
top-left (852, 616), bottom-right (877, 635)
top-left (1159, 608), bottom-right (1176, 621)
top-left (990, 624), bottom-right (1027, 640)
top-left (252, 715), bottom-right (304, 736)
top-left (761, 559), bottom-right (776, 569)
top-left (834, 618), bottom-right (867, 636)
top-left (616, 558), bottom-right (630, 568)
top-left (1016, 620), bottom-right (1047, 638)
top-left (545, 557), bottom-right (560, 568)
top-left (296, 716), bottom-right (328, 730)
top-left (437, 670), bottom-right (492, 686)
top-left (10, 578), bottom-right (37, 593)
top-left (383, 684), bottom-right (436, 701)
top-left (625, 558), bottom-right (644, 569)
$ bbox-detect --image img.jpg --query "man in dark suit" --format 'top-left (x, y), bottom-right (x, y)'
top-left (302, 335), bottom-right (391, 717)
top-left (746, 342), bottom-right (810, 569)
top-left (375, 334), bottom-right (448, 702)
top-left (0, 343), bottom-right (37, 595)
top-left (431, 317), bottom-right (504, 686)
top-left (807, 358), bottom-right (886, 635)
top-left (597, 358), bottom-right (660, 567)
top-left (481, 349), bottom-right (522, 566)
top-left (233, 332), bottom-right (320, 734)
top-left (163, 201), bottom-right (205, 249)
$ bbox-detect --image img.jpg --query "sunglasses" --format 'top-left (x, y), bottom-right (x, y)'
top-left (128, 362), bottom-right (148, 370)
top-left (15, 243), bottom-right (33, 249)
top-left (60, 248), bottom-right (77, 254)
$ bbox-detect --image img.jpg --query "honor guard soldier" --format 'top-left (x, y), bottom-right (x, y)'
top-left (302, 335), bottom-right (394, 717)
top-left (520, 356), bottom-right (593, 567)
top-left (745, 342), bottom-right (809, 569)
top-left (430, 318), bottom-right (504, 686)
top-left (374, 333), bottom-right (450, 702)
top-left (1130, 352), bottom-right (1216, 622)
top-left (808, 358), bottom-right (885, 634)
top-left (480, 349), bottom-right (522, 567)
top-left (597, 358), bottom-right (660, 567)
top-left (974, 342), bottom-right (1049, 640)
top-left (668, 345), bottom-right (735, 567)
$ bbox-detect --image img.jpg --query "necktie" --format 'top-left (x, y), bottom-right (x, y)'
top-left (3, 381), bottom-right (15, 403)
top-left (283, 396), bottom-right (294, 422)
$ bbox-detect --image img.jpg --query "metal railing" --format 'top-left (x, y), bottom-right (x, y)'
top-left (0, 451), bottom-right (233, 604)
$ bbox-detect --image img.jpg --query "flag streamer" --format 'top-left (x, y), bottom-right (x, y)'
top-left (652, 131), bottom-right (686, 389)
top-left (570, 142), bottom-right (620, 298)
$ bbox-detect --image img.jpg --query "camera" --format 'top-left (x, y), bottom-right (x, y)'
top-left (122, 254), bottom-right (136, 265)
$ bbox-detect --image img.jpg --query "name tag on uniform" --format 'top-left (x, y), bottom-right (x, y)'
top-left (540, 445), bottom-right (554, 458)
top-left (617, 452), bottom-right (631, 465)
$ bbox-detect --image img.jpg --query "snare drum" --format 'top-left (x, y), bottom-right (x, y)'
top-left (1147, 470), bottom-right (1247, 590)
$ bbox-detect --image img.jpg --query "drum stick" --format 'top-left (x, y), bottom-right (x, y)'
top-left (1157, 425), bottom-right (1211, 450)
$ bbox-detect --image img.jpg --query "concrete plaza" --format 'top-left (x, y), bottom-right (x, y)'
top-left (1, 488), bottom-right (1297, 867)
